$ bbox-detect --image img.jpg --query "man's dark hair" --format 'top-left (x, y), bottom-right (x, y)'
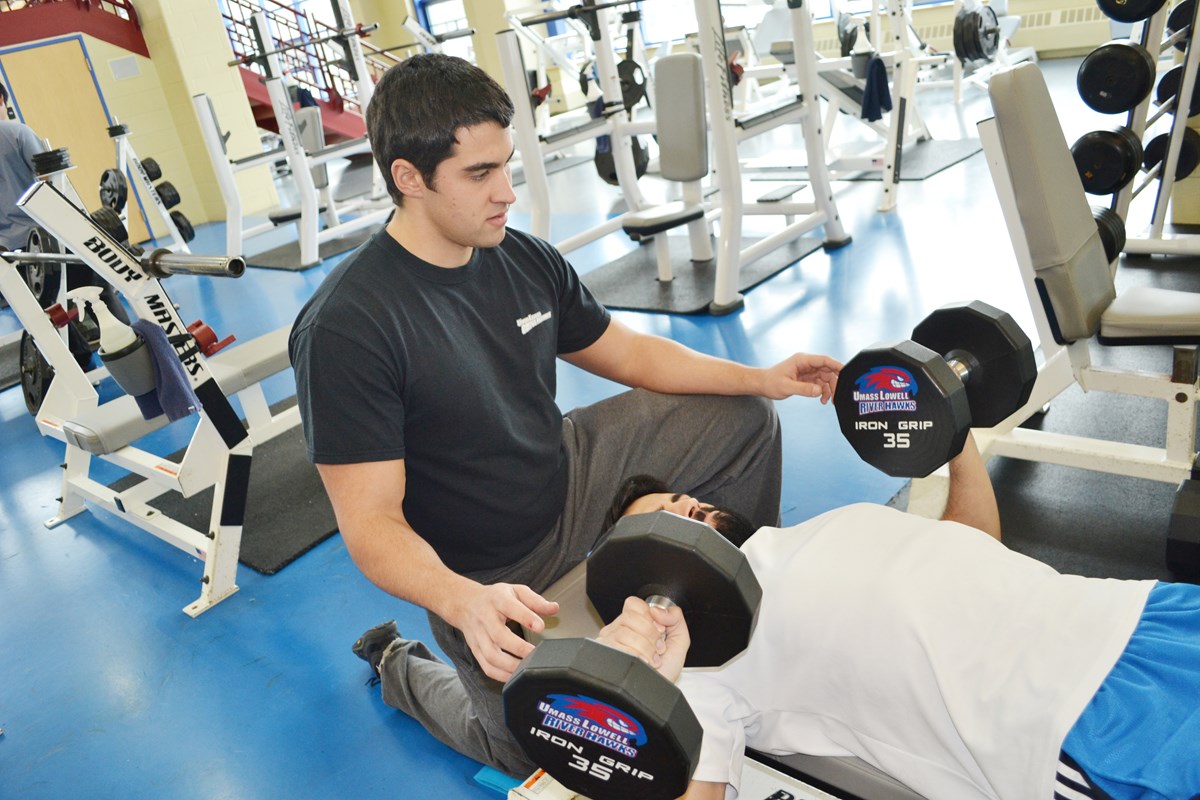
top-left (601, 474), bottom-right (758, 548)
top-left (365, 54), bottom-right (515, 206)
top-left (0, 83), bottom-right (8, 106)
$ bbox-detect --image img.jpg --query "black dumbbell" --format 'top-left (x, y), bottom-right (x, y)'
top-left (504, 511), bottom-right (762, 800)
top-left (834, 301), bottom-right (1037, 478)
top-left (1071, 127), bottom-right (1143, 195)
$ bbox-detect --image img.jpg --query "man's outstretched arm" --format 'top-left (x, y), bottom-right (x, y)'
top-left (941, 433), bottom-right (1001, 540)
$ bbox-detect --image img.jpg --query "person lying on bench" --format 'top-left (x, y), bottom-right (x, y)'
top-left (598, 435), bottom-right (1199, 800)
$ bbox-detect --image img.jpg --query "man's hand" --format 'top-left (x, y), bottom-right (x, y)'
top-left (455, 583), bottom-right (560, 682)
top-left (596, 597), bottom-right (691, 683)
top-left (759, 353), bottom-right (842, 402)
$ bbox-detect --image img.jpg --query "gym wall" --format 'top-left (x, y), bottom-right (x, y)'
top-left (0, 1), bottom-right (278, 245)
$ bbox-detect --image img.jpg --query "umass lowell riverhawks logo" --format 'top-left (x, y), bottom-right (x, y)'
top-left (852, 366), bottom-right (919, 415)
top-left (537, 694), bottom-right (647, 757)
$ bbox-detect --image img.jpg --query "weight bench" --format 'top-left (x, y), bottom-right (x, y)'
top-left (524, 559), bottom-right (926, 799)
top-left (46, 324), bottom-right (299, 617)
top-left (620, 52), bottom-right (714, 282)
top-left (2, 174), bottom-right (305, 617)
top-left (909, 62), bottom-right (1200, 574)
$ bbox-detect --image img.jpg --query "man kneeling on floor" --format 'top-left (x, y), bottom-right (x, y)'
top-left (590, 434), bottom-right (1199, 800)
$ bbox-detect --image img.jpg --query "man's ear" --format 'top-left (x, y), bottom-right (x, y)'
top-left (390, 158), bottom-right (427, 199)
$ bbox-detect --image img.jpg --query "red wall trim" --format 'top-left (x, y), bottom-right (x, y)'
top-left (0, 4), bottom-right (149, 58)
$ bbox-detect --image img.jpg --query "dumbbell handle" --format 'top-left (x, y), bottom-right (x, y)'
top-left (646, 594), bottom-right (676, 612)
top-left (944, 349), bottom-right (979, 388)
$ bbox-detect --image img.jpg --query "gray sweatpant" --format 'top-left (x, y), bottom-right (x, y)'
top-left (377, 389), bottom-right (782, 776)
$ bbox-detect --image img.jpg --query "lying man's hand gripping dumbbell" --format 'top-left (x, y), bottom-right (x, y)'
top-left (568, 433), bottom-right (1200, 800)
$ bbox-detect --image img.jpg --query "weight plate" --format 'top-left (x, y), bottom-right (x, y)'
top-left (1092, 205), bottom-right (1127, 263)
top-left (31, 147), bottom-right (72, 176)
top-left (19, 331), bottom-right (53, 415)
top-left (504, 638), bottom-right (701, 800)
top-left (953, 9), bottom-right (967, 63)
top-left (155, 180), bottom-right (181, 209)
top-left (1155, 65), bottom-right (1200, 117)
top-left (90, 207), bottom-right (128, 244)
top-left (1071, 128), bottom-right (1142, 195)
top-left (1168, 0), bottom-right (1195, 51)
top-left (1096, 0), bottom-right (1169, 23)
top-left (170, 210), bottom-right (196, 243)
top-left (587, 512), bottom-right (761, 668)
top-left (974, 5), bottom-right (1001, 61)
top-left (834, 340), bottom-right (972, 478)
top-left (911, 300), bottom-right (1036, 429)
top-left (1144, 128), bottom-right (1200, 180)
top-left (139, 157), bottom-right (162, 182)
top-left (99, 168), bottom-right (128, 212)
top-left (1077, 41), bottom-right (1156, 114)
top-left (21, 227), bottom-right (62, 308)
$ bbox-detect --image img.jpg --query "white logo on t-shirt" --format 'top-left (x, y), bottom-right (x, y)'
top-left (516, 310), bottom-right (552, 335)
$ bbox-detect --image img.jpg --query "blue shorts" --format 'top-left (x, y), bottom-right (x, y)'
top-left (1061, 581), bottom-right (1200, 800)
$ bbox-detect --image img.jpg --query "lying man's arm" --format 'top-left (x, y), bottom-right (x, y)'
top-left (596, 598), bottom-right (728, 800)
top-left (317, 459), bottom-right (559, 682)
top-left (940, 433), bottom-right (1001, 540)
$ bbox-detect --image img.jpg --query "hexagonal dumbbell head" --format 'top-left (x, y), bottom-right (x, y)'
top-left (586, 510), bottom-right (762, 668)
top-left (911, 300), bottom-right (1036, 429)
top-left (504, 637), bottom-right (702, 800)
top-left (835, 339), bottom-right (973, 478)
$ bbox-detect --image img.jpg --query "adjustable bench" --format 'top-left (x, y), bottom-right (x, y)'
top-left (908, 62), bottom-right (1200, 575)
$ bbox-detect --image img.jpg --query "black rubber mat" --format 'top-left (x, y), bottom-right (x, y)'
top-left (583, 235), bottom-right (823, 314)
top-left (245, 226), bottom-right (377, 271)
top-left (108, 406), bottom-right (337, 575)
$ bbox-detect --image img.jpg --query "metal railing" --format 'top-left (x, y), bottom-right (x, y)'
top-left (0, 0), bottom-right (138, 19)
top-left (221, 0), bottom-right (403, 115)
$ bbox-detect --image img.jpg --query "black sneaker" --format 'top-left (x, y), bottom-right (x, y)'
top-left (352, 620), bottom-right (399, 681)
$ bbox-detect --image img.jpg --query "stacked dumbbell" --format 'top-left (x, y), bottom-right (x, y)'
top-left (503, 511), bottom-right (761, 800)
top-left (834, 301), bottom-right (1037, 478)
top-left (1071, 0), bottom-right (1200, 261)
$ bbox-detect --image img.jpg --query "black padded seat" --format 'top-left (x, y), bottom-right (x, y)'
top-left (621, 201), bottom-right (706, 237)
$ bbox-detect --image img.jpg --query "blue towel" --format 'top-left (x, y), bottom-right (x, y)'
top-left (861, 56), bottom-right (893, 123)
top-left (473, 766), bottom-right (521, 795)
top-left (131, 319), bottom-right (201, 422)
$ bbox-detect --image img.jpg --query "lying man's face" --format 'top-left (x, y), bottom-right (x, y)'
top-left (615, 481), bottom-right (757, 548)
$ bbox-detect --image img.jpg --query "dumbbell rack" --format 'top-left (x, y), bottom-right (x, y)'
top-left (1114, 1), bottom-right (1200, 255)
top-left (107, 123), bottom-right (193, 254)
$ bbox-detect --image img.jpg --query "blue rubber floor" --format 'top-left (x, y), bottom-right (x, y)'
top-left (0, 57), bottom-right (1116, 798)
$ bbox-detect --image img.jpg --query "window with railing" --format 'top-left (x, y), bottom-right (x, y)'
top-left (220, 0), bottom-right (402, 115)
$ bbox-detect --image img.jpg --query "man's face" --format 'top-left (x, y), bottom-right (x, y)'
top-left (623, 492), bottom-right (726, 532)
top-left (419, 121), bottom-right (517, 259)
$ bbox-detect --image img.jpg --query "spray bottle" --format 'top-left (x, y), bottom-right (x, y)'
top-left (851, 16), bottom-right (874, 80)
top-left (67, 287), bottom-right (156, 397)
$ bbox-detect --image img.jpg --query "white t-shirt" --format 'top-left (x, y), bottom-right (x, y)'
top-left (679, 503), bottom-right (1154, 800)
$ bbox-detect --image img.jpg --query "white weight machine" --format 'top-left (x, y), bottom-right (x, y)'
top-left (1, 172), bottom-right (299, 617)
top-left (199, 3), bottom-right (390, 265)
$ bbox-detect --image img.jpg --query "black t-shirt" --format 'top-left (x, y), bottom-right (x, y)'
top-left (289, 228), bottom-right (610, 573)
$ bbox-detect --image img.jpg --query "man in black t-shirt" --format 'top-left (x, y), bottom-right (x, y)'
top-left (289, 54), bottom-right (843, 776)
